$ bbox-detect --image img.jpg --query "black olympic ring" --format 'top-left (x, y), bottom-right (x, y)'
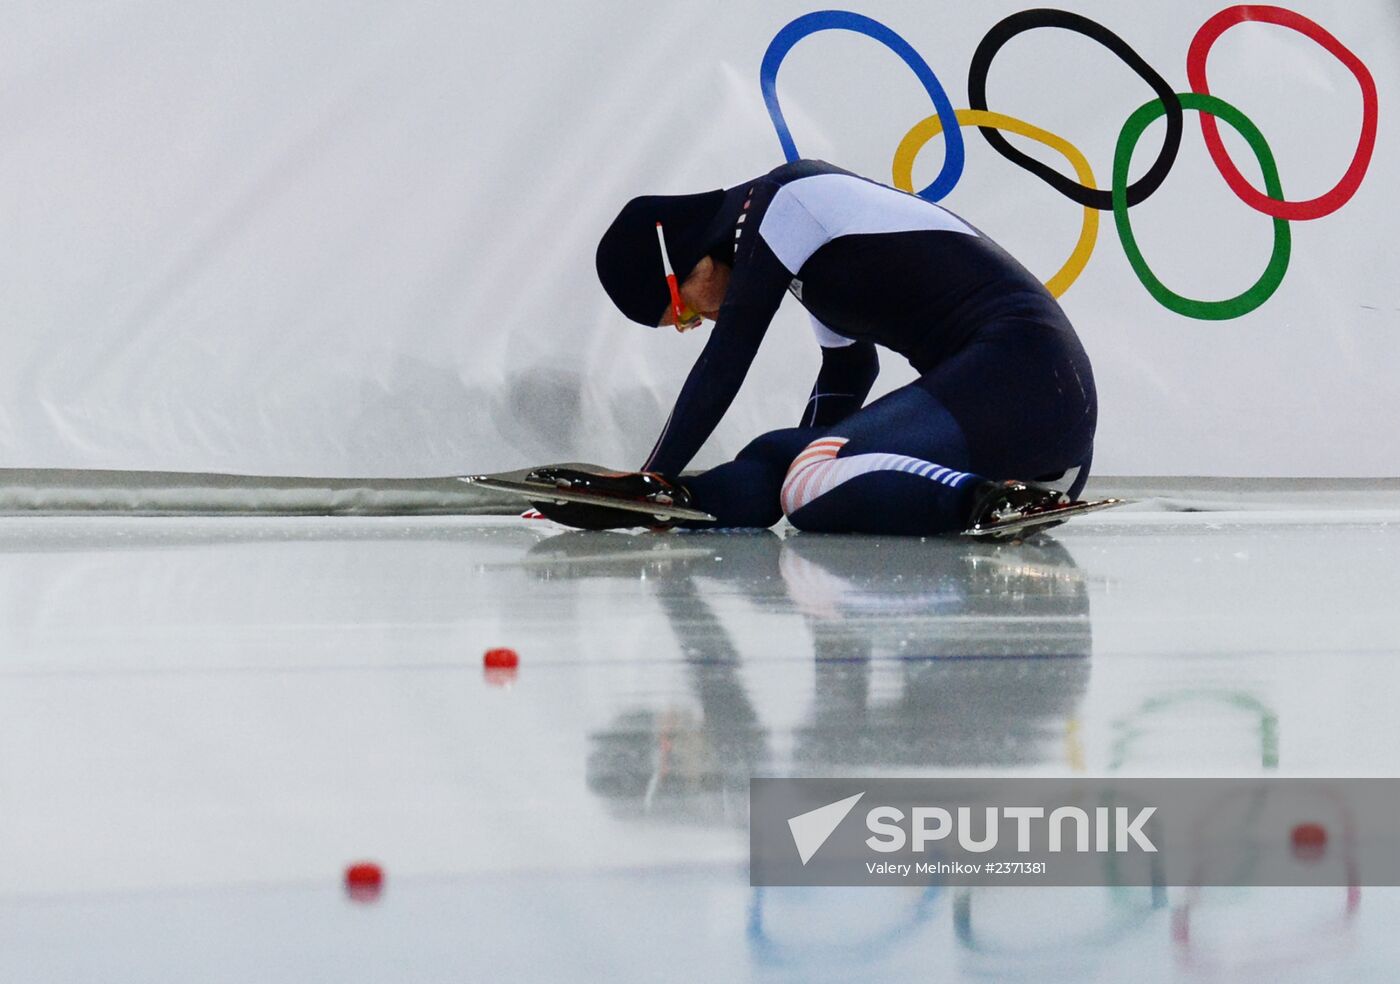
top-left (967, 8), bottom-right (1184, 210)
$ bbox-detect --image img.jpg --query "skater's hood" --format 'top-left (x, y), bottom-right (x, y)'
top-left (596, 188), bottom-right (733, 327)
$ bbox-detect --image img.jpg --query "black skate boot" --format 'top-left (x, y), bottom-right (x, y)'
top-left (964, 480), bottom-right (1072, 540)
top-left (524, 467), bottom-right (695, 530)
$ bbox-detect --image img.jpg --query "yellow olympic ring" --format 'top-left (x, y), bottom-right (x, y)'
top-left (893, 109), bottom-right (1098, 298)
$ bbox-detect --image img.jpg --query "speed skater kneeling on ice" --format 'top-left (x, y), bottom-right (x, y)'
top-left (587, 158), bottom-right (1098, 537)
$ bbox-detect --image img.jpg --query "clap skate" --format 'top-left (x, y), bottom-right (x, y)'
top-left (459, 464), bottom-right (714, 530)
top-left (964, 479), bottom-right (1125, 539)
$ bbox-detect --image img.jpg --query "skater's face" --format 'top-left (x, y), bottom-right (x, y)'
top-left (660, 256), bottom-right (731, 333)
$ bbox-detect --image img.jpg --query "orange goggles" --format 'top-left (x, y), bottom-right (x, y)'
top-left (656, 222), bottom-right (703, 331)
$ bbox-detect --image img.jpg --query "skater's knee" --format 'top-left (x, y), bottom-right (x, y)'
top-left (779, 437), bottom-right (848, 520)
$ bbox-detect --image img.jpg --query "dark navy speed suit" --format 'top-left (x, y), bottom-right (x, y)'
top-left (642, 160), bottom-right (1097, 535)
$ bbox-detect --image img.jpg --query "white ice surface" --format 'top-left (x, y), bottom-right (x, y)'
top-left (0, 510), bottom-right (1398, 981)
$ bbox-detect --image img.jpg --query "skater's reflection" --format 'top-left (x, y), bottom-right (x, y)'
top-left (781, 534), bottom-right (1090, 772)
top-left (520, 530), bottom-right (1092, 823)
top-left (527, 531), bottom-right (780, 825)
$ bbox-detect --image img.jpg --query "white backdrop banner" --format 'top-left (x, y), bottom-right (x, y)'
top-left (0, 1), bottom-right (1393, 477)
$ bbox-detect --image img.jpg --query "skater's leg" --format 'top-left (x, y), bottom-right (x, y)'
top-left (679, 427), bottom-right (818, 528)
top-left (927, 316), bottom-right (1097, 498)
top-left (782, 316), bottom-right (1097, 535)
top-left (782, 386), bottom-right (988, 534)
top-left (678, 315), bottom-right (1095, 534)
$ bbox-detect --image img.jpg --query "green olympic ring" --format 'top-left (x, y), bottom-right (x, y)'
top-left (1113, 92), bottom-right (1291, 321)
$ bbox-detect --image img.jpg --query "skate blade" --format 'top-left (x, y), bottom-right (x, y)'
top-left (964, 498), bottom-right (1128, 539)
top-left (459, 474), bottom-right (715, 524)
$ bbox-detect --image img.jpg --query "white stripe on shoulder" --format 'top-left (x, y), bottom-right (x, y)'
top-left (810, 313), bottom-right (855, 349)
top-left (758, 173), bottom-right (978, 273)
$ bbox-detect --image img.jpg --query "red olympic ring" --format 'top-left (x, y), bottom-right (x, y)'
top-left (1187, 5), bottom-right (1379, 221)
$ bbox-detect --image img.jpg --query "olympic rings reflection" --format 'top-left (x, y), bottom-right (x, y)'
top-left (758, 5), bottom-right (1378, 319)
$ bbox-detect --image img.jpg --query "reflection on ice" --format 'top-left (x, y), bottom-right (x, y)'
top-left (518, 532), bottom-right (1093, 826)
top-left (1, 515), bottom-right (1398, 981)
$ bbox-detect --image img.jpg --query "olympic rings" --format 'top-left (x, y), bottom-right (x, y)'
top-left (1114, 92), bottom-right (1291, 321)
top-left (758, 6), bottom-right (1377, 319)
top-left (759, 10), bottom-right (964, 201)
top-left (967, 9), bottom-right (1183, 210)
top-left (892, 109), bottom-right (1099, 299)
top-left (1187, 5), bottom-right (1379, 220)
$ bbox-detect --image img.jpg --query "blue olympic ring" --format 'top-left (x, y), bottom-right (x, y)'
top-left (759, 10), bottom-right (965, 202)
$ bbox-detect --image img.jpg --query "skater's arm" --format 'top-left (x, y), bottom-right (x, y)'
top-left (642, 242), bottom-right (790, 476)
top-left (800, 340), bottom-right (878, 428)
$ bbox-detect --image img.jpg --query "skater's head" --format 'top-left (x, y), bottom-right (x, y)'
top-left (596, 190), bottom-right (732, 331)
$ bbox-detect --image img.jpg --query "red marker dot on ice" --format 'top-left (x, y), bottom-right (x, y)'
top-left (483, 647), bottom-right (519, 669)
top-left (483, 647), bottom-right (520, 687)
top-left (1291, 822), bottom-right (1327, 861)
top-left (345, 861), bottom-right (384, 902)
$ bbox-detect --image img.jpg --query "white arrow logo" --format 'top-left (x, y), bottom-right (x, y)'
top-left (788, 792), bottom-right (865, 864)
